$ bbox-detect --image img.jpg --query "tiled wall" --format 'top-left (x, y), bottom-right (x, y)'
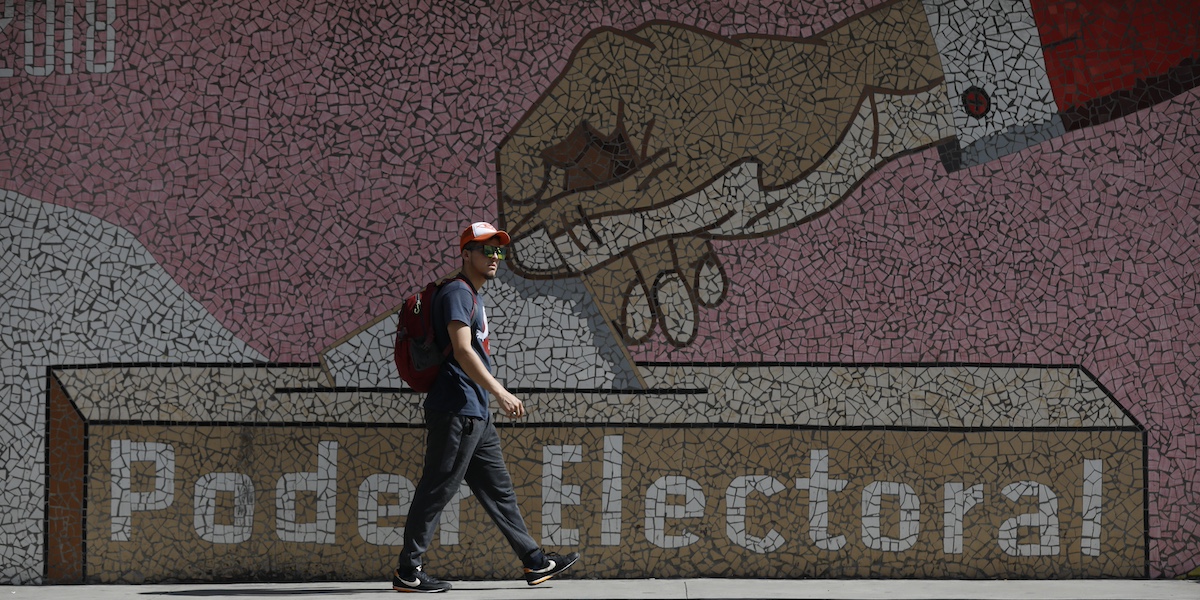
top-left (3, 0), bottom-right (1199, 584)
top-left (49, 364), bottom-right (1146, 582)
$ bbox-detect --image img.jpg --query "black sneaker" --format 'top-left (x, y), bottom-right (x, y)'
top-left (392, 566), bottom-right (451, 593)
top-left (523, 551), bottom-right (580, 585)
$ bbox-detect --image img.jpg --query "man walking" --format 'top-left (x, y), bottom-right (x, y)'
top-left (392, 222), bottom-right (580, 593)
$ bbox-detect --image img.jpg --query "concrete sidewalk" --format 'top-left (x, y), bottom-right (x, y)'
top-left (3, 579), bottom-right (1198, 600)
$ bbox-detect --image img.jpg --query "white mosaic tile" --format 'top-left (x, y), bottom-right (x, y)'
top-left (1, 189), bottom-right (267, 583)
top-left (921, 0), bottom-right (1059, 147)
top-left (319, 267), bottom-right (641, 390)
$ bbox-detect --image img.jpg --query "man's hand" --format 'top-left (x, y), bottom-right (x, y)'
top-left (495, 390), bottom-right (526, 419)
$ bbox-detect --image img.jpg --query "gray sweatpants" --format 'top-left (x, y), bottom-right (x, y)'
top-left (398, 410), bottom-right (541, 571)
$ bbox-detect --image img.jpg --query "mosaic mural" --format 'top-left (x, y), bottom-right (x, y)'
top-left (3, 0), bottom-right (1200, 584)
top-left (49, 364), bottom-right (1145, 582)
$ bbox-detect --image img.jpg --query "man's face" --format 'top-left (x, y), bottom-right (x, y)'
top-left (464, 239), bottom-right (507, 280)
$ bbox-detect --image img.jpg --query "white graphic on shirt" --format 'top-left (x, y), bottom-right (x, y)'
top-left (478, 301), bottom-right (490, 354)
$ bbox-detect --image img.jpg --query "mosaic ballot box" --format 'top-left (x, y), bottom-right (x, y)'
top-left (47, 363), bottom-right (1145, 582)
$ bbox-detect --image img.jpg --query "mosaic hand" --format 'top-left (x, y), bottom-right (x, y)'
top-left (497, 0), bottom-right (948, 346)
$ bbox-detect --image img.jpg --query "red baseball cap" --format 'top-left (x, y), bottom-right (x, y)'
top-left (459, 222), bottom-right (511, 251)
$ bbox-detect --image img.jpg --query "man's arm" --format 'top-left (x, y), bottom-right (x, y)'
top-left (447, 321), bottom-right (526, 418)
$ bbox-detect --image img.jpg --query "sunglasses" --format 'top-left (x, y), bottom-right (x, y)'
top-left (469, 245), bottom-right (507, 260)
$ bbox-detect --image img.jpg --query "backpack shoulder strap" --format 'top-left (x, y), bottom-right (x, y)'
top-left (439, 273), bottom-right (478, 305)
top-left (436, 273), bottom-right (479, 357)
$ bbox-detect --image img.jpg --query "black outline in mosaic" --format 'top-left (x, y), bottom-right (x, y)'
top-left (636, 361), bottom-right (1145, 431)
top-left (275, 387), bottom-right (708, 395)
top-left (48, 360), bottom-right (1146, 429)
top-left (41, 367), bottom-right (51, 584)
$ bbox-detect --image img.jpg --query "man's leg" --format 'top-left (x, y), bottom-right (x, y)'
top-left (462, 420), bottom-right (543, 566)
top-left (399, 411), bottom-right (482, 571)
top-left (464, 420), bottom-right (582, 585)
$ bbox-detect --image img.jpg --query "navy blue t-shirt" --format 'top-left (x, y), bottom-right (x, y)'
top-left (425, 277), bottom-right (491, 418)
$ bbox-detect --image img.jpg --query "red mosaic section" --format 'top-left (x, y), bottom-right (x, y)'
top-left (1031, 0), bottom-right (1200, 111)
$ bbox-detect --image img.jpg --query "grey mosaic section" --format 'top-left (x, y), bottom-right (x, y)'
top-left (59, 364), bottom-right (1132, 429)
top-left (54, 366), bottom-right (327, 422)
top-left (319, 311), bottom-right (402, 388)
top-left (942, 116), bottom-right (1068, 172)
top-left (319, 266), bottom-right (641, 390)
top-left (0, 190), bottom-right (267, 583)
top-left (55, 365), bottom-right (401, 423)
top-left (488, 267), bottom-right (642, 389)
top-left (638, 364), bottom-right (1135, 428)
top-left (922, 0), bottom-right (1059, 147)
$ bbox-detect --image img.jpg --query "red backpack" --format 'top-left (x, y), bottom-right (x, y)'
top-left (394, 275), bottom-right (476, 392)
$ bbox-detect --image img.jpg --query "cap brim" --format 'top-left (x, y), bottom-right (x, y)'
top-left (461, 230), bottom-right (511, 250)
